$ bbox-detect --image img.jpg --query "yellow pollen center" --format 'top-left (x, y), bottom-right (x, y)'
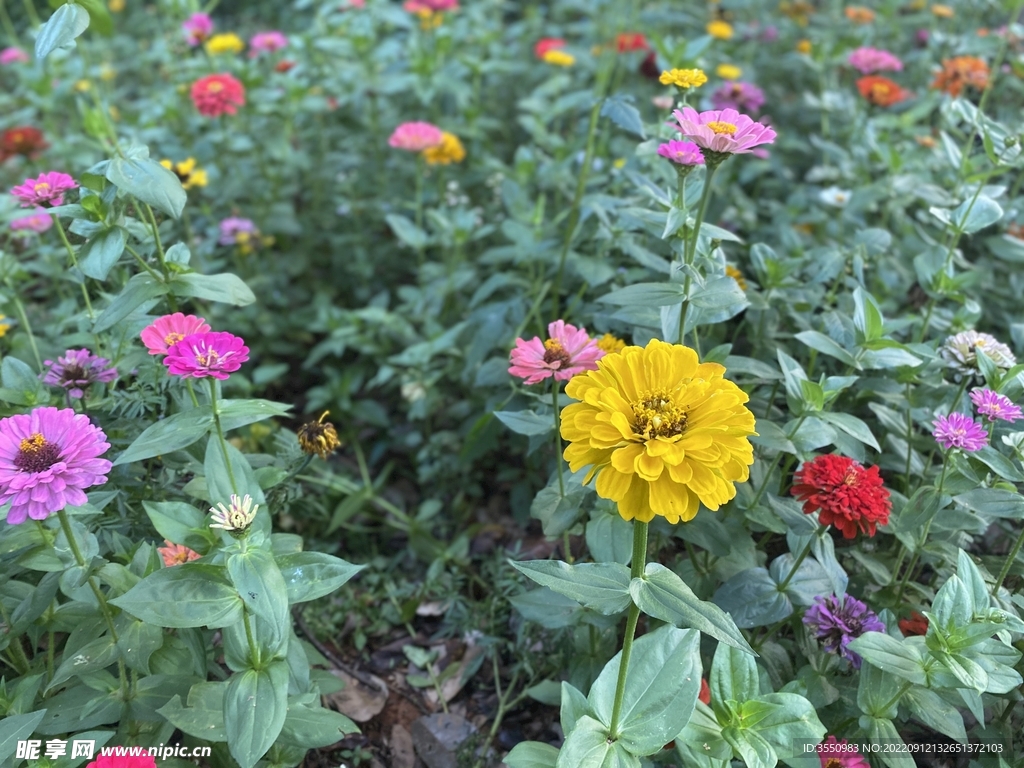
top-left (195, 350), bottom-right (220, 367)
top-left (207, 82), bottom-right (224, 93)
top-left (706, 121), bottom-right (737, 135)
top-left (543, 339), bottom-right (571, 366)
top-left (631, 391), bottom-right (688, 439)
top-left (19, 433), bottom-right (47, 453)
top-left (34, 182), bottom-right (50, 192)
top-left (164, 332), bottom-right (185, 346)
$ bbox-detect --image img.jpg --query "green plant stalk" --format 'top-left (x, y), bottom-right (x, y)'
top-left (52, 216), bottom-right (95, 320)
top-left (0, 598), bottom-right (31, 673)
top-left (185, 378), bottom-right (201, 408)
top-left (678, 165), bottom-right (719, 348)
top-left (414, 154), bottom-right (426, 265)
top-left (21, 0), bottom-right (40, 27)
top-left (142, 204), bottom-right (179, 312)
top-left (993, 525), bottom-right (1024, 594)
top-left (6, 285), bottom-right (43, 369)
top-left (608, 519), bottom-right (649, 739)
top-left (242, 609), bottom-right (261, 670)
top-left (895, 450), bottom-right (952, 605)
top-left (208, 379), bottom-right (239, 494)
top-left (551, 377), bottom-right (573, 563)
top-left (903, 380), bottom-right (915, 493)
top-left (0, 0), bottom-right (19, 43)
top-left (473, 655), bottom-right (526, 768)
top-left (124, 243), bottom-right (162, 280)
top-left (777, 524), bottom-right (824, 593)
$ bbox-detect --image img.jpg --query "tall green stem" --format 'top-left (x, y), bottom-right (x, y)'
top-left (608, 520), bottom-right (649, 739)
top-left (209, 379), bottom-right (239, 494)
top-left (6, 285), bottom-right (42, 369)
top-left (777, 525), bottom-right (824, 593)
top-left (414, 155), bottom-right (426, 266)
top-left (242, 609), bottom-right (261, 670)
top-left (552, 377), bottom-right (572, 563)
top-left (994, 527), bottom-right (1024, 595)
top-left (895, 450), bottom-right (951, 605)
top-left (52, 217), bottom-right (94, 320)
top-left (678, 165), bottom-right (719, 347)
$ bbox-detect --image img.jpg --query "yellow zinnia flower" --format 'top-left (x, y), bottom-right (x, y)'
top-left (205, 33), bottom-right (245, 56)
top-left (543, 49), bottom-right (575, 67)
top-left (716, 63), bottom-right (742, 80)
top-left (561, 339), bottom-right (757, 524)
top-left (930, 3), bottom-right (953, 17)
top-left (796, 39), bottom-right (812, 54)
top-left (707, 21), bottom-right (734, 39)
top-left (0, 315), bottom-right (10, 338)
top-left (74, 79), bottom-right (92, 92)
top-left (423, 132), bottom-right (466, 165)
top-left (108, 0), bottom-right (124, 10)
top-left (659, 68), bottom-right (707, 89)
top-left (160, 158), bottom-right (208, 190)
top-left (596, 333), bottom-right (626, 354)
top-left (725, 265), bottom-right (747, 292)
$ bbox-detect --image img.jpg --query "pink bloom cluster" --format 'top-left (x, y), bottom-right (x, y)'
top-left (932, 412), bottom-right (988, 452)
top-left (657, 140), bottom-right (704, 166)
top-left (41, 349), bottom-right (117, 399)
top-left (710, 82), bottom-right (766, 114)
top-left (10, 208), bottom-right (52, 233)
top-left (140, 312), bottom-right (211, 355)
top-left (182, 13), bottom-right (213, 46)
top-left (10, 172), bottom-right (77, 208)
top-left (250, 31), bottom-right (288, 55)
top-left (508, 320), bottom-right (605, 385)
top-left (404, 0), bottom-right (458, 11)
top-left (848, 47), bottom-right (903, 75)
top-left (388, 122), bottom-right (444, 152)
top-left (969, 388), bottom-right (1023, 423)
top-left (0, 47), bottom-right (29, 65)
top-left (671, 107), bottom-right (776, 156)
top-left (141, 313), bottom-right (249, 380)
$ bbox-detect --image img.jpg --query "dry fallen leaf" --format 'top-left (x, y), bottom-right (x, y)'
top-left (323, 668), bottom-right (389, 722)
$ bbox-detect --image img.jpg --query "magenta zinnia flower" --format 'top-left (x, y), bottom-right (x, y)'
top-left (671, 107), bottom-right (776, 156)
top-left (218, 217), bottom-right (257, 245)
top-left (249, 31), bottom-right (288, 55)
top-left (10, 172), bottom-right (78, 208)
top-left (388, 122), bottom-right (445, 152)
top-left (140, 313), bottom-right (212, 356)
top-left (164, 332), bottom-right (249, 380)
top-left (970, 389), bottom-right (1023, 423)
top-left (657, 140), bottom-right (705, 166)
top-left (932, 412), bottom-right (989, 452)
top-left (41, 349), bottom-right (117, 399)
top-left (710, 82), bottom-right (765, 114)
top-left (182, 13), bottom-right (213, 46)
top-left (10, 208), bottom-right (52, 233)
top-left (803, 594), bottom-right (885, 669)
top-left (0, 407), bottom-right (111, 524)
top-left (0, 47), bottom-right (29, 65)
top-left (817, 736), bottom-right (869, 768)
top-left (508, 320), bottom-right (604, 385)
top-left (848, 47), bottom-right (903, 75)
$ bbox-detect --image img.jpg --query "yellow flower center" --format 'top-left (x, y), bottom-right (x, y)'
top-left (631, 391), bottom-right (688, 439)
top-left (207, 82), bottom-right (224, 93)
top-left (34, 182), bottom-right (50, 193)
top-left (15, 433), bottom-right (61, 472)
top-left (195, 350), bottom-right (220, 367)
top-left (543, 338), bottom-right (571, 366)
top-left (706, 121), bottom-right (737, 135)
top-left (164, 332), bottom-right (185, 346)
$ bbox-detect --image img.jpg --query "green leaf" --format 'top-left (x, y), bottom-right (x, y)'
top-left (47, 635), bottom-right (118, 691)
top-left (722, 725), bottom-right (776, 768)
top-left (972, 446), bottom-right (1024, 482)
top-left (561, 681), bottom-right (591, 736)
top-left (106, 154), bottom-right (187, 219)
top-left (142, 501), bottom-right (207, 547)
top-left (511, 560), bottom-right (632, 615)
top-left (598, 282), bottom-right (686, 307)
top-left (793, 331), bottom-right (858, 367)
top-left (852, 287), bottom-right (884, 342)
top-left (887, 486), bottom-right (942, 535)
top-left (504, 741), bottom-right (560, 768)
top-left (768, 553), bottom-right (831, 606)
top-left (601, 94), bottom-right (646, 139)
top-left (857, 662), bottom-right (902, 719)
top-left (953, 195), bottom-right (1002, 235)
top-left (863, 717), bottom-right (915, 768)
top-left (710, 642), bottom-right (759, 712)
top-left (953, 488), bottom-right (1024, 520)
top-left (227, 548), bottom-right (290, 638)
top-left (113, 406), bottom-right (213, 465)
top-left (204, 434), bottom-right (266, 507)
top-left (846, 633), bottom-right (927, 685)
top-left (157, 682), bottom-right (226, 741)
top-left (224, 662), bottom-right (289, 768)
top-left (216, 399), bottom-right (294, 431)
top-left (109, 563), bottom-right (243, 628)
top-left (556, 715), bottom-right (640, 768)
top-left (76, 0), bottom-right (113, 35)
top-left (276, 552), bottom-right (365, 604)
top-left (713, 568), bottom-right (793, 628)
top-left (903, 686), bottom-right (966, 743)
top-left (817, 411), bottom-right (880, 451)
top-left (277, 702), bottom-right (359, 749)
top-left (585, 511), bottom-right (633, 565)
top-left (35, 3), bottom-right (90, 59)
top-left (494, 409), bottom-right (554, 437)
top-left (79, 227), bottom-right (126, 280)
top-left (93, 273), bottom-right (169, 333)
top-left (747, 692), bottom-right (826, 759)
top-left (385, 213), bottom-right (427, 249)
top-left (0, 710), bottom-right (47, 764)
top-left (170, 273), bottom-right (256, 306)
top-left (631, 564), bottom-right (754, 653)
top-left (116, 617), bottom-right (165, 674)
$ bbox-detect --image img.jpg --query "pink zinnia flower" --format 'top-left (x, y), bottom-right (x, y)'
top-left (10, 172), bottom-right (77, 208)
top-left (508, 320), bottom-right (604, 385)
top-left (190, 73), bottom-right (246, 117)
top-left (158, 540), bottom-right (202, 567)
top-left (710, 82), bottom-right (766, 114)
top-left (342, 0), bottom-right (366, 8)
top-left (0, 407), bottom-right (111, 525)
top-left (0, 47), bottom-right (29, 65)
top-left (140, 313), bottom-right (212, 356)
top-left (671, 107), bottom-right (777, 156)
top-left (657, 140), bottom-right (705, 166)
top-left (817, 736), bottom-right (869, 768)
top-left (182, 13), bottom-right (213, 46)
top-left (970, 389), bottom-right (1023, 423)
top-left (164, 331), bottom-right (249, 380)
top-left (41, 349), bottom-right (117, 400)
top-left (535, 38), bottom-right (566, 59)
top-left (87, 756), bottom-right (158, 768)
top-left (249, 31), bottom-right (288, 56)
top-left (932, 412), bottom-right (988, 452)
top-left (848, 47), bottom-right (904, 75)
top-left (404, 0), bottom-right (458, 10)
top-left (10, 208), bottom-right (52, 233)
top-left (388, 122), bottom-right (445, 152)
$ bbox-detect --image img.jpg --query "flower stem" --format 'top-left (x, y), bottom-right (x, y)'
top-left (6, 284), bottom-right (42, 369)
top-left (208, 378), bottom-right (239, 494)
top-left (895, 450), bottom-right (951, 605)
top-left (777, 524), bottom-right (824, 593)
top-left (551, 376), bottom-right (572, 563)
top-left (414, 154), bottom-right (426, 266)
top-left (608, 519), bottom-right (649, 739)
top-left (993, 526), bottom-right (1024, 595)
top-left (0, 598), bottom-right (31, 673)
top-left (242, 609), bottom-right (261, 670)
top-left (52, 216), bottom-right (94, 320)
top-left (678, 165), bottom-right (719, 348)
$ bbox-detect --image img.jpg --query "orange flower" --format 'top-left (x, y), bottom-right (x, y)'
top-left (844, 5), bottom-right (875, 22)
top-left (931, 56), bottom-right (989, 96)
top-left (158, 540), bottom-right (201, 567)
top-left (898, 611), bottom-right (929, 636)
top-left (615, 32), bottom-right (649, 52)
top-left (856, 75), bottom-right (911, 106)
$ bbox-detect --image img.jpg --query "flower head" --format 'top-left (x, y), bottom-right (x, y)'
top-left (0, 316), bottom-right (10, 337)
top-left (218, 217), bottom-right (257, 245)
top-left (182, 13), bottom-right (213, 46)
top-left (817, 737), bottom-right (869, 768)
top-left (898, 611), bottom-right (929, 636)
top-left (931, 3), bottom-right (954, 17)
top-left (932, 412), bottom-right (989, 452)
top-left (596, 333), bottom-right (626, 355)
top-left (205, 32), bottom-right (244, 55)
top-left (561, 339), bottom-right (757, 523)
top-left (0, 407), bottom-right (111, 524)
top-left (671, 107), bottom-right (776, 158)
top-left (388, 121), bottom-right (444, 152)
top-left (940, 330), bottom-right (1017, 379)
top-left (819, 187), bottom-right (851, 207)
top-left (209, 494), bottom-right (258, 534)
top-left (791, 454), bottom-right (892, 538)
top-left (970, 389), bottom-right (1023, 423)
top-left (534, 38), bottom-right (566, 59)
top-left (140, 313), bottom-right (212, 356)
top-left (160, 158), bottom-right (208, 190)
top-left (10, 208), bottom-right (53, 233)
top-left (726, 265), bottom-right (747, 291)
top-left (796, 39), bottom-right (812, 54)
top-left (509, 320), bottom-right (604, 386)
top-left (0, 127), bottom-right (47, 163)
top-left (657, 140), bottom-right (705, 167)
top-left (542, 49), bottom-right (575, 67)
top-left (403, 0), bottom-right (457, 9)
top-left (856, 75), bottom-right (911, 107)
top-left (615, 32), bottom-right (649, 53)
top-left (190, 73), bottom-right (246, 117)
top-left (41, 349), bottom-right (117, 400)
top-left (710, 81), bottom-right (765, 113)
top-left (931, 56), bottom-right (989, 97)
top-left (848, 47), bottom-right (903, 75)
top-left (159, 540), bottom-right (201, 567)
top-left (843, 6), bottom-right (875, 23)
top-left (698, 678), bottom-right (711, 705)
top-left (423, 132), bottom-right (466, 165)
top-left (803, 594), bottom-right (885, 668)
top-left (249, 31), bottom-right (288, 55)
top-left (707, 21), bottom-right (734, 39)
top-left (10, 172), bottom-right (77, 208)
top-left (0, 47), bottom-right (29, 65)
top-left (297, 411), bottom-right (342, 459)
top-left (163, 331), bottom-right (249, 380)
top-left (86, 755), bottom-right (158, 768)
top-left (716, 63), bottom-right (742, 80)
top-left (659, 68), bottom-right (708, 89)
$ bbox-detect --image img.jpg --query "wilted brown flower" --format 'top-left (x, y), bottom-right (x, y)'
top-left (297, 411), bottom-right (341, 459)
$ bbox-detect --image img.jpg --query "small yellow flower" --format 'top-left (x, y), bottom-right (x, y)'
top-left (796, 39), bottom-right (812, 54)
top-left (707, 20), bottom-right (734, 39)
top-left (297, 411), bottom-right (342, 459)
top-left (543, 49), bottom-right (575, 67)
top-left (100, 64), bottom-right (116, 81)
top-left (725, 265), bottom-right (748, 292)
top-left (596, 333), bottom-right (626, 354)
top-left (0, 315), bottom-right (10, 338)
top-left (659, 68), bottom-right (708, 89)
top-left (423, 132), bottom-right (466, 165)
top-left (74, 79), bottom-right (92, 92)
top-left (416, 9), bottom-right (443, 30)
top-left (716, 63), bottom-right (742, 80)
top-left (612, 158), bottom-right (626, 170)
top-left (108, 0), bottom-right (124, 10)
top-left (160, 158), bottom-right (208, 190)
top-left (930, 3), bottom-right (954, 17)
top-left (205, 33), bottom-right (245, 56)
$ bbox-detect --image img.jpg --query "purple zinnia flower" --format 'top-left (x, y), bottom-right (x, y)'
top-left (41, 349), bottom-right (118, 399)
top-left (656, 140), bottom-right (705, 166)
top-left (932, 412), bottom-right (989, 452)
top-left (803, 594), bottom-right (885, 669)
top-left (10, 208), bottom-right (52, 233)
top-left (218, 217), bottom-right (257, 245)
top-left (249, 31), bottom-right (288, 55)
top-left (163, 331), bottom-right (249, 380)
top-left (10, 172), bottom-right (78, 208)
top-left (0, 407), bottom-right (112, 524)
top-left (970, 389), bottom-right (1023, 423)
top-left (710, 82), bottom-right (766, 114)
top-left (182, 12), bottom-right (213, 46)
top-left (848, 47), bottom-right (904, 75)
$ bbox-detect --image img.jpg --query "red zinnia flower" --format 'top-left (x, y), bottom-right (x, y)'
top-left (898, 611), bottom-right (929, 636)
top-left (639, 51), bottom-right (660, 80)
top-left (0, 126), bottom-right (48, 162)
top-left (698, 678), bottom-right (711, 705)
top-left (790, 454), bottom-right (892, 538)
top-left (190, 73), bottom-right (246, 117)
top-left (275, 59), bottom-right (296, 73)
top-left (534, 38), bottom-right (566, 59)
top-left (856, 76), bottom-right (911, 107)
top-left (615, 32), bottom-right (649, 52)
